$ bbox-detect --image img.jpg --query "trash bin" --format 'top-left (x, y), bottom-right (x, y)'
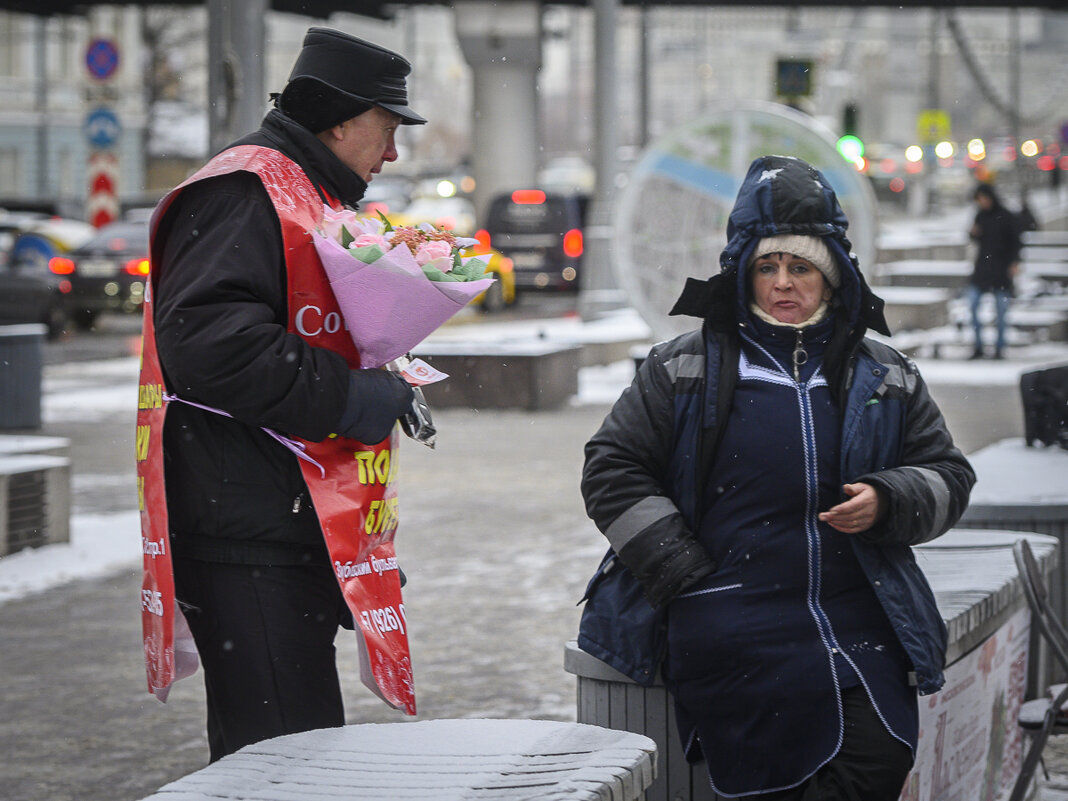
top-left (1020, 364), bottom-right (1068, 449)
top-left (0, 324), bottom-right (46, 430)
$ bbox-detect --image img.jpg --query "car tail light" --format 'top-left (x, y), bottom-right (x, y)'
top-left (124, 258), bottom-right (151, 276)
top-left (474, 229), bottom-right (491, 252)
top-left (58, 279), bottom-right (72, 293)
top-left (562, 228), bottom-right (584, 259)
top-left (511, 189), bottom-right (546, 205)
top-left (498, 257), bottom-right (513, 274)
top-left (49, 256), bottom-right (75, 275)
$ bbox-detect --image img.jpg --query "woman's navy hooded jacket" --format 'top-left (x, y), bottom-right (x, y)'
top-left (579, 155), bottom-right (975, 697)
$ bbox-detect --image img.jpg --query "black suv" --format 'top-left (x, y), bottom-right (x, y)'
top-left (484, 190), bottom-right (588, 291)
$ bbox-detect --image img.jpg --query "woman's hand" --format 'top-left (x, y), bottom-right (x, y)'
top-left (819, 483), bottom-right (887, 534)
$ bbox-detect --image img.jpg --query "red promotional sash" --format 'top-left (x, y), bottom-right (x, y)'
top-left (139, 145), bottom-right (415, 714)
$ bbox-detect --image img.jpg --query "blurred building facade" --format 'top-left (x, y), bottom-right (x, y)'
top-left (0, 4), bottom-right (1064, 220)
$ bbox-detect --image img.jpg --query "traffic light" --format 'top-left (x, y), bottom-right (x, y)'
top-left (842, 103), bottom-right (859, 137)
top-left (837, 103), bottom-right (864, 167)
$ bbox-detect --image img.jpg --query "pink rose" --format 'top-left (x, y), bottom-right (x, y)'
top-left (320, 207), bottom-right (362, 243)
top-left (414, 239), bottom-right (453, 267)
top-left (351, 233), bottom-right (391, 250)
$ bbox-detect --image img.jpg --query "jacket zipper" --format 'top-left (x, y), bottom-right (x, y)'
top-left (797, 371), bottom-right (845, 663)
top-left (792, 329), bottom-right (809, 383)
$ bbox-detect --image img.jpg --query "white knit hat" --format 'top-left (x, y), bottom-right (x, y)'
top-left (748, 234), bottom-right (840, 288)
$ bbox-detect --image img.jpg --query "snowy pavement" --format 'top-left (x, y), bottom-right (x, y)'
top-left (2, 305), bottom-right (1067, 801)
top-left (3, 309), bottom-right (1066, 607)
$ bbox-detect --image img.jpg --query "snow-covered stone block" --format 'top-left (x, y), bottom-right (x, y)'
top-left (139, 719), bottom-right (657, 801)
top-left (0, 454), bottom-right (71, 555)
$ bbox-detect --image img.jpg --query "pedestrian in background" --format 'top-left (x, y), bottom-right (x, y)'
top-left (579, 155), bottom-right (975, 799)
top-left (966, 183), bottom-right (1022, 360)
top-left (141, 28), bottom-right (423, 761)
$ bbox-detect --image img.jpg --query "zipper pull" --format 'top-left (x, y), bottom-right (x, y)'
top-left (792, 329), bottom-right (808, 383)
top-left (292, 493), bottom-right (303, 514)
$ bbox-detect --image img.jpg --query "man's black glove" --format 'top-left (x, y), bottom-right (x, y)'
top-left (337, 369), bottom-right (415, 444)
top-left (618, 531), bottom-right (717, 609)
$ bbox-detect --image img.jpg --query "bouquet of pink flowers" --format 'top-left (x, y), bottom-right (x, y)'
top-left (312, 207), bottom-right (495, 369)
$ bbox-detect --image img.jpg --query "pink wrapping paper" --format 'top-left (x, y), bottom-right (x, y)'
top-left (312, 232), bottom-right (495, 368)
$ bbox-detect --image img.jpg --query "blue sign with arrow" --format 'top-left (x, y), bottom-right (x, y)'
top-left (85, 107), bottom-right (121, 149)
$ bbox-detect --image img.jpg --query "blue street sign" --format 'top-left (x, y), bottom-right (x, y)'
top-left (86, 38), bottom-right (119, 81)
top-left (85, 107), bottom-right (121, 148)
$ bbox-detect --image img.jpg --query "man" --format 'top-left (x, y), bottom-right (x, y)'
top-left (966, 183), bottom-right (1021, 360)
top-left (142, 28), bottom-right (424, 761)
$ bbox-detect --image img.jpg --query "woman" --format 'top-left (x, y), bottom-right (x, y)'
top-left (579, 155), bottom-right (975, 799)
top-left (967, 183), bottom-right (1021, 360)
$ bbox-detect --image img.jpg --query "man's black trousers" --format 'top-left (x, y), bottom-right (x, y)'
top-left (173, 556), bottom-right (352, 762)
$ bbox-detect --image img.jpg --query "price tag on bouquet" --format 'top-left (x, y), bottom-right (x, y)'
top-left (399, 357), bottom-right (448, 386)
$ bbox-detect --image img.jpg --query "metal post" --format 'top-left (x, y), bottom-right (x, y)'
top-left (1010, 7), bottom-right (1024, 199)
top-left (34, 16), bottom-right (49, 201)
top-left (926, 9), bottom-right (940, 111)
top-left (206, 0), bottom-right (232, 155)
top-left (639, 6), bottom-right (650, 148)
top-left (232, 0), bottom-right (268, 139)
top-left (579, 0), bottom-right (625, 317)
top-left (916, 8), bottom-right (942, 216)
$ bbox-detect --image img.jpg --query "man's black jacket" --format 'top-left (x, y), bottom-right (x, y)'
top-left (152, 110), bottom-right (367, 564)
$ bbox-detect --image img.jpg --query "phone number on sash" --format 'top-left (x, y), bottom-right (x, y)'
top-left (360, 604), bottom-right (406, 637)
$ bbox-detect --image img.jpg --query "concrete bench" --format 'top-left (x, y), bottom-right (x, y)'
top-left (414, 342), bottom-right (581, 411)
top-left (0, 453), bottom-right (71, 555)
top-left (1022, 245), bottom-right (1068, 264)
top-left (0, 434), bottom-right (71, 458)
top-left (1023, 231), bottom-right (1068, 248)
top-left (566, 529), bottom-right (1058, 801)
top-left (877, 231), bottom-right (969, 263)
top-left (874, 258), bottom-right (1068, 291)
top-left (137, 719), bottom-right (657, 801)
top-left (874, 285), bottom-right (952, 331)
top-left (875, 259), bottom-right (971, 290)
top-left (1021, 261), bottom-right (1068, 286)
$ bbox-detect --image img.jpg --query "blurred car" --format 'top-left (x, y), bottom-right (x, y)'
top-left (45, 220), bottom-right (150, 329)
top-left (9, 216), bottom-right (95, 273)
top-left (394, 195), bottom-right (477, 236)
top-left (0, 248), bottom-right (72, 339)
top-left (538, 156), bottom-right (596, 195)
top-left (483, 189), bottom-right (589, 291)
top-left (863, 143), bottom-right (912, 208)
top-left (0, 210), bottom-right (50, 268)
top-left (361, 174), bottom-right (416, 218)
top-left (0, 214), bottom-right (98, 339)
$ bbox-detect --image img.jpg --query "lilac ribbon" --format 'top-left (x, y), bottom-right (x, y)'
top-left (162, 393), bottom-right (326, 478)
